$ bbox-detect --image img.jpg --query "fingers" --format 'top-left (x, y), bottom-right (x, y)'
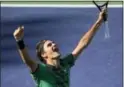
top-left (21, 26), bottom-right (24, 29)
top-left (99, 7), bottom-right (108, 21)
top-left (99, 7), bottom-right (107, 16)
top-left (13, 25), bottom-right (24, 40)
top-left (102, 6), bottom-right (107, 11)
top-left (101, 7), bottom-right (107, 14)
top-left (16, 26), bottom-right (24, 33)
top-left (17, 26), bottom-right (24, 30)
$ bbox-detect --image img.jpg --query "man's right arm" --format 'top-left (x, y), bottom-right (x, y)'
top-left (13, 26), bottom-right (38, 72)
top-left (18, 48), bottom-right (38, 72)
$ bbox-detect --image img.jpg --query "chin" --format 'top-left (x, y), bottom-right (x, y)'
top-left (52, 52), bottom-right (61, 59)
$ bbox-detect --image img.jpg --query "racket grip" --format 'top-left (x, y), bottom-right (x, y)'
top-left (103, 12), bottom-right (108, 21)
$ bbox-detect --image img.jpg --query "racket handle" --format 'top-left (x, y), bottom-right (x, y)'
top-left (103, 13), bottom-right (107, 21)
top-left (103, 1), bottom-right (109, 22)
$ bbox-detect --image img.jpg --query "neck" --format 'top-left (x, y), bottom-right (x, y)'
top-left (46, 58), bottom-right (60, 68)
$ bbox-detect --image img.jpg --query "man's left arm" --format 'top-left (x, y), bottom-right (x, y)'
top-left (72, 8), bottom-right (106, 59)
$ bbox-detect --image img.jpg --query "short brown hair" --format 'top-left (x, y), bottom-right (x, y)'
top-left (36, 40), bottom-right (46, 63)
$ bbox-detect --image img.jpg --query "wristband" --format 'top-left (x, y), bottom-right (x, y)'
top-left (17, 39), bottom-right (25, 49)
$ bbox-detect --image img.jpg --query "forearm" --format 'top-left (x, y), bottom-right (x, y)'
top-left (79, 18), bottom-right (103, 47)
top-left (16, 39), bottom-right (36, 67)
top-left (18, 47), bottom-right (35, 66)
top-left (72, 18), bottom-right (103, 58)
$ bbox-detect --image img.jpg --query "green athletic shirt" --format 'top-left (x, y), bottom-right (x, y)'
top-left (31, 53), bottom-right (75, 87)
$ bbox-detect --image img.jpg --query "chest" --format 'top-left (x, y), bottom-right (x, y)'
top-left (44, 66), bottom-right (70, 87)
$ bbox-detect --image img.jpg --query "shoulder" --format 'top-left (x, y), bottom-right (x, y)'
top-left (61, 53), bottom-right (74, 59)
top-left (60, 53), bottom-right (75, 68)
top-left (31, 63), bottom-right (47, 75)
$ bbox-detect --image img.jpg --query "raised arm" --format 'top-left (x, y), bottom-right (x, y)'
top-left (72, 8), bottom-right (106, 59)
top-left (13, 26), bottom-right (37, 72)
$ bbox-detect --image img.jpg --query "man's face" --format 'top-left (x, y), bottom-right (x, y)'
top-left (42, 40), bottom-right (60, 59)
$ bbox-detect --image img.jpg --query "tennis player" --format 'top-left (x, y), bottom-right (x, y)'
top-left (13, 8), bottom-right (106, 87)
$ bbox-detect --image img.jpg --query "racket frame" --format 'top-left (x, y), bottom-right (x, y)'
top-left (92, 0), bottom-right (109, 21)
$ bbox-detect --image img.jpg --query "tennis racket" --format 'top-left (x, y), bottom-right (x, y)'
top-left (93, 0), bottom-right (109, 21)
top-left (93, 0), bottom-right (110, 39)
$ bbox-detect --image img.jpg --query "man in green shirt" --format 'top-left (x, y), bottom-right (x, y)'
top-left (13, 8), bottom-right (106, 87)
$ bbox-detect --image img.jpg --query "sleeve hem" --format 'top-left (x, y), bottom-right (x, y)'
top-left (31, 64), bottom-right (40, 74)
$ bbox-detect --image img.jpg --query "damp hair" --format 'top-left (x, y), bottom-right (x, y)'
top-left (36, 40), bottom-right (46, 63)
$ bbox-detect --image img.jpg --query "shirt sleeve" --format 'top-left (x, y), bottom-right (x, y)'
top-left (30, 63), bottom-right (47, 79)
top-left (60, 53), bottom-right (75, 68)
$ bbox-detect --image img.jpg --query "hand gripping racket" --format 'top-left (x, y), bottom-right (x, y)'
top-left (93, 0), bottom-right (110, 39)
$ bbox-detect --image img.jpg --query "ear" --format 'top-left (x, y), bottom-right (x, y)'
top-left (41, 52), bottom-right (47, 59)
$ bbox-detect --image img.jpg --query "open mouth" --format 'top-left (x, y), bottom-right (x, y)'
top-left (52, 47), bottom-right (59, 52)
